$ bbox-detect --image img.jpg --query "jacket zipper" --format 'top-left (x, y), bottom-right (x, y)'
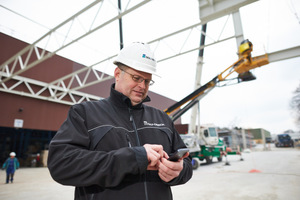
top-left (128, 107), bottom-right (149, 200)
top-left (126, 134), bottom-right (132, 147)
top-left (129, 108), bottom-right (141, 146)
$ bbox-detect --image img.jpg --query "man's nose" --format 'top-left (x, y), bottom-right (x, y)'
top-left (138, 80), bottom-right (147, 88)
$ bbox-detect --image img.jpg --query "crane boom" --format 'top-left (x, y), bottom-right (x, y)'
top-left (164, 39), bottom-right (269, 121)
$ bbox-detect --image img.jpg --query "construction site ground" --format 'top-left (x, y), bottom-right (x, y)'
top-left (1, 143), bottom-right (299, 200)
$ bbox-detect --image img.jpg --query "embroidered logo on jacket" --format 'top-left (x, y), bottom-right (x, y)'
top-left (144, 121), bottom-right (165, 127)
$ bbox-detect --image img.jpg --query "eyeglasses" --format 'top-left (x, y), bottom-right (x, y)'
top-left (120, 69), bottom-right (155, 86)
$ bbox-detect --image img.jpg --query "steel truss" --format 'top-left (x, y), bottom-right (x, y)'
top-left (1, 0), bottom-right (300, 106)
top-left (0, 0), bottom-right (151, 105)
top-left (0, 16), bottom-right (237, 105)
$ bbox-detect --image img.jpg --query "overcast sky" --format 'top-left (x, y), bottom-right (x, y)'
top-left (1, 0), bottom-right (300, 134)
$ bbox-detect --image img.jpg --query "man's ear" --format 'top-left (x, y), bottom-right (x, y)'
top-left (114, 67), bottom-right (121, 80)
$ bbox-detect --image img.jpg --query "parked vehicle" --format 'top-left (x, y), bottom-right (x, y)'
top-left (180, 125), bottom-right (226, 169)
top-left (275, 134), bottom-right (294, 147)
top-left (179, 124), bottom-right (243, 169)
top-left (265, 137), bottom-right (272, 143)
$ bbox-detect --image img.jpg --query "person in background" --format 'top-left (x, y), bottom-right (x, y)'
top-left (47, 42), bottom-right (193, 200)
top-left (2, 152), bottom-right (20, 184)
top-left (36, 153), bottom-right (41, 167)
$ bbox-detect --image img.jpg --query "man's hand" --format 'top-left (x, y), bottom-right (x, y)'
top-left (143, 144), bottom-right (165, 170)
top-left (157, 152), bottom-right (189, 182)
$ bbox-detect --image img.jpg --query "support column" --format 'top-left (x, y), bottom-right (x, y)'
top-left (189, 24), bottom-right (207, 134)
top-left (232, 10), bottom-right (244, 51)
top-left (118, 0), bottom-right (124, 49)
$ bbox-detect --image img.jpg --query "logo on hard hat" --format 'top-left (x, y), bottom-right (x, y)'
top-left (142, 54), bottom-right (155, 62)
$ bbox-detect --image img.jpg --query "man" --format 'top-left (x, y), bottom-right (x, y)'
top-left (47, 42), bottom-right (192, 200)
top-left (2, 152), bottom-right (20, 184)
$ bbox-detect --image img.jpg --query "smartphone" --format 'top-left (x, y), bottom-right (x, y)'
top-left (168, 148), bottom-right (189, 161)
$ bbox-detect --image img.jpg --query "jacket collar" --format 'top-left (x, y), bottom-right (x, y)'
top-left (109, 84), bottom-right (151, 109)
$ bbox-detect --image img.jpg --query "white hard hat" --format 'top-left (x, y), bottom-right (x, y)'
top-left (113, 42), bottom-right (160, 77)
top-left (10, 152), bottom-right (16, 157)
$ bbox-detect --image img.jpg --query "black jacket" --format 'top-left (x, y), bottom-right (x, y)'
top-left (48, 84), bottom-right (192, 200)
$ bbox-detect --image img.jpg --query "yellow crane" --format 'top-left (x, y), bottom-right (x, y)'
top-left (164, 39), bottom-right (269, 121)
top-left (164, 39), bottom-right (269, 168)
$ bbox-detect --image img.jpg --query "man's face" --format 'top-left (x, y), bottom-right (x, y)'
top-left (114, 67), bottom-right (152, 106)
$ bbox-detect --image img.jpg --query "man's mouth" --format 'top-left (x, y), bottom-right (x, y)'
top-left (133, 90), bottom-right (144, 97)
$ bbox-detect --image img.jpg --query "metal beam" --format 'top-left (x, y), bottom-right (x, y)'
top-left (1, 1), bottom-right (299, 106)
top-left (267, 46), bottom-right (300, 63)
top-left (0, 0), bottom-right (151, 84)
top-left (56, 20), bottom-right (238, 94)
top-left (0, 1), bottom-right (248, 106)
top-left (198, 0), bottom-right (258, 22)
top-left (3, 40), bottom-right (297, 106)
top-left (232, 10), bottom-right (244, 50)
top-left (0, 0), bottom-right (103, 80)
top-left (155, 35), bottom-right (238, 63)
top-left (0, 72), bottom-right (101, 105)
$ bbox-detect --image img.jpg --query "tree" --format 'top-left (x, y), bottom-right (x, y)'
top-left (290, 82), bottom-right (300, 129)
